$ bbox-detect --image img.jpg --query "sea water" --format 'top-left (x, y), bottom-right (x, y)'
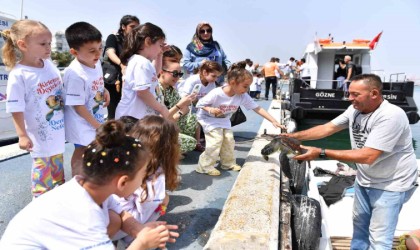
top-left (297, 86), bottom-right (420, 158)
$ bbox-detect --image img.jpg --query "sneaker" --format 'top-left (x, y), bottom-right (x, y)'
top-left (194, 143), bottom-right (205, 152)
top-left (221, 164), bottom-right (242, 171)
top-left (195, 166), bottom-right (221, 176)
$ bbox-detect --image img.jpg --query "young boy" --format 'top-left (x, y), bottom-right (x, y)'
top-left (63, 22), bottom-right (109, 176)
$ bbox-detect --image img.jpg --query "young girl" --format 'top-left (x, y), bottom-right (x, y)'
top-left (113, 115), bottom-right (180, 245)
top-left (178, 61), bottom-right (223, 151)
top-left (115, 22), bottom-right (170, 120)
top-left (196, 61), bottom-right (284, 176)
top-left (2, 20), bottom-right (65, 197)
top-left (1, 120), bottom-right (179, 249)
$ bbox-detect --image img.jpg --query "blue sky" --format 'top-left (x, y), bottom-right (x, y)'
top-left (2, 0), bottom-right (420, 82)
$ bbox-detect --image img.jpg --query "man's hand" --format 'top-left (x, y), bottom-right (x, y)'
top-left (293, 145), bottom-right (321, 161)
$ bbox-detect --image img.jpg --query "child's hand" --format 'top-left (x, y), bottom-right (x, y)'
top-left (209, 107), bottom-right (223, 117)
top-left (134, 221), bottom-right (179, 249)
top-left (178, 95), bottom-right (194, 108)
top-left (272, 121), bottom-right (286, 130)
top-left (18, 135), bottom-right (33, 151)
top-left (103, 89), bottom-right (110, 107)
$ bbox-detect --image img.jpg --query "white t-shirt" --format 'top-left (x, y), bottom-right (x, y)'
top-left (115, 55), bottom-right (161, 119)
top-left (0, 176), bottom-right (122, 249)
top-left (117, 168), bottom-right (166, 224)
top-left (257, 78), bottom-right (264, 91)
top-left (6, 59), bottom-right (65, 157)
top-left (177, 74), bottom-right (216, 100)
top-left (250, 76), bottom-right (258, 91)
top-left (63, 59), bottom-right (106, 146)
top-left (299, 63), bottom-right (310, 77)
top-left (196, 87), bottom-right (258, 133)
top-left (332, 100), bottom-right (418, 192)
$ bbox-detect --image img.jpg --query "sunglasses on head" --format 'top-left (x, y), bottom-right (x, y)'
top-left (199, 28), bottom-right (212, 34)
top-left (162, 69), bottom-right (184, 78)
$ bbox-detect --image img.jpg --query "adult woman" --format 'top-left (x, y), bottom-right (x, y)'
top-left (103, 15), bottom-right (140, 119)
top-left (158, 59), bottom-right (197, 153)
top-left (182, 22), bottom-right (231, 85)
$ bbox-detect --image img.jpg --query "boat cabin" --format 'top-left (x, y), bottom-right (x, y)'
top-left (289, 37), bottom-right (420, 124)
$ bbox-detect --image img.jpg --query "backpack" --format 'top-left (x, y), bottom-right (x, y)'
top-left (354, 64), bottom-right (363, 75)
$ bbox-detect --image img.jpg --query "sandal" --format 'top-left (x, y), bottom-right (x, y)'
top-left (196, 166), bottom-right (221, 176)
top-left (221, 164), bottom-right (242, 171)
top-left (194, 143), bottom-right (205, 152)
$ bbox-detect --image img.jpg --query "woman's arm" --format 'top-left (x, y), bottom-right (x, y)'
top-left (182, 49), bottom-right (200, 73)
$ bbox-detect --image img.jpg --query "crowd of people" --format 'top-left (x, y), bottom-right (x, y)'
top-left (0, 14), bottom-right (418, 250)
top-left (0, 16), bottom-right (284, 248)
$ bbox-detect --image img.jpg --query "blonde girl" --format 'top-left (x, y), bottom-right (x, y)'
top-left (115, 22), bottom-right (169, 120)
top-left (196, 61), bottom-right (284, 176)
top-left (2, 20), bottom-right (65, 197)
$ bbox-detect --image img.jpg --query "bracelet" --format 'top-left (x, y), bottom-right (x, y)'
top-left (175, 104), bottom-right (181, 110)
top-left (208, 108), bottom-right (212, 114)
top-left (178, 111), bottom-right (184, 117)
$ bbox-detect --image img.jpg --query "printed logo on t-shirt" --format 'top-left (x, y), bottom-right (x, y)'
top-left (45, 91), bottom-right (64, 121)
top-left (219, 104), bottom-right (238, 114)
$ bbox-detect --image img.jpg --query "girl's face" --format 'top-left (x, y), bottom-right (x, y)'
top-left (21, 28), bottom-right (52, 60)
top-left (122, 21), bottom-right (139, 36)
top-left (161, 62), bottom-right (182, 87)
top-left (202, 70), bottom-right (221, 83)
top-left (120, 159), bottom-right (148, 197)
top-left (198, 25), bottom-right (212, 41)
top-left (232, 77), bottom-right (252, 95)
top-left (146, 38), bottom-right (165, 61)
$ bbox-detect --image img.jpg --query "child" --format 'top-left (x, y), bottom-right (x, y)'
top-left (3, 20), bottom-right (65, 197)
top-left (115, 22), bottom-right (170, 120)
top-left (0, 120), bottom-right (179, 249)
top-left (63, 22), bottom-right (109, 177)
top-left (113, 115), bottom-right (180, 246)
top-left (196, 61), bottom-right (284, 176)
top-left (249, 71), bottom-right (259, 98)
top-left (256, 72), bottom-right (264, 99)
top-left (177, 61), bottom-right (223, 151)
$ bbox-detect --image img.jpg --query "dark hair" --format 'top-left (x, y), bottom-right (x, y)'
top-left (301, 58), bottom-right (306, 63)
top-left (289, 57), bottom-right (295, 61)
top-left (227, 61), bottom-right (252, 84)
top-left (120, 22), bottom-right (165, 65)
top-left (118, 15), bottom-right (140, 35)
top-left (163, 45), bottom-right (183, 63)
top-left (65, 22), bottom-right (102, 50)
top-left (199, 60), bottom-right (223, 75)
top-left (350, 74), bottom-right (383, 94)
top-left (129, 116), bottom-right (180, 197)
top-left (119, 116), bottom-right (139, 133)
top-left (82, 120), bottom-right (150, 185)
top-left (270, 57), bottom-right (276, 62)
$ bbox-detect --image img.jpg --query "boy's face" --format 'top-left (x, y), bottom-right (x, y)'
top-left (71, 41), bottom-right (103, 68)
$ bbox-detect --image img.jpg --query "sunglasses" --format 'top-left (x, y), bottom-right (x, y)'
top-left (199, 28), bottom-right (212, 34)
top-left (162, 69), bottom-right (184, 78)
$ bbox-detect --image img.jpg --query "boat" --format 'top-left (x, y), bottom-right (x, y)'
top-left (289, 36), bottom-right (420, 124)
top-left (0, 15), bottom-right (17, 145)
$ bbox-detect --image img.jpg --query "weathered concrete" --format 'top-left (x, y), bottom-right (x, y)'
top-left (205, 101), bottom-right (282, 250)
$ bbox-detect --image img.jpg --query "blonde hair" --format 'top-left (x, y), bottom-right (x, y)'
top-left (1, 20), bottom-right (50, 70)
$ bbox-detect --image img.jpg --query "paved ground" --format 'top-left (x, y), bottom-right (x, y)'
top-left (0, 99), bottom-right (275, 249)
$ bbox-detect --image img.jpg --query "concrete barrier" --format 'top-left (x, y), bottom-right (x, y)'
top-left (204, 101), bottom-right (282, 250)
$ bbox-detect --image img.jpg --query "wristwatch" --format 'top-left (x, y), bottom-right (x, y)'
top-left (319, 148), bottom-right (327, 159)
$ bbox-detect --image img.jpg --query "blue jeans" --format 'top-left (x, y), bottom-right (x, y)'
top-left (351, 182), bottom-right (417, 250)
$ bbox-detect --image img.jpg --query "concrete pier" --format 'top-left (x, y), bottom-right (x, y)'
top-left (205, 101), bottom-right (282, 249)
